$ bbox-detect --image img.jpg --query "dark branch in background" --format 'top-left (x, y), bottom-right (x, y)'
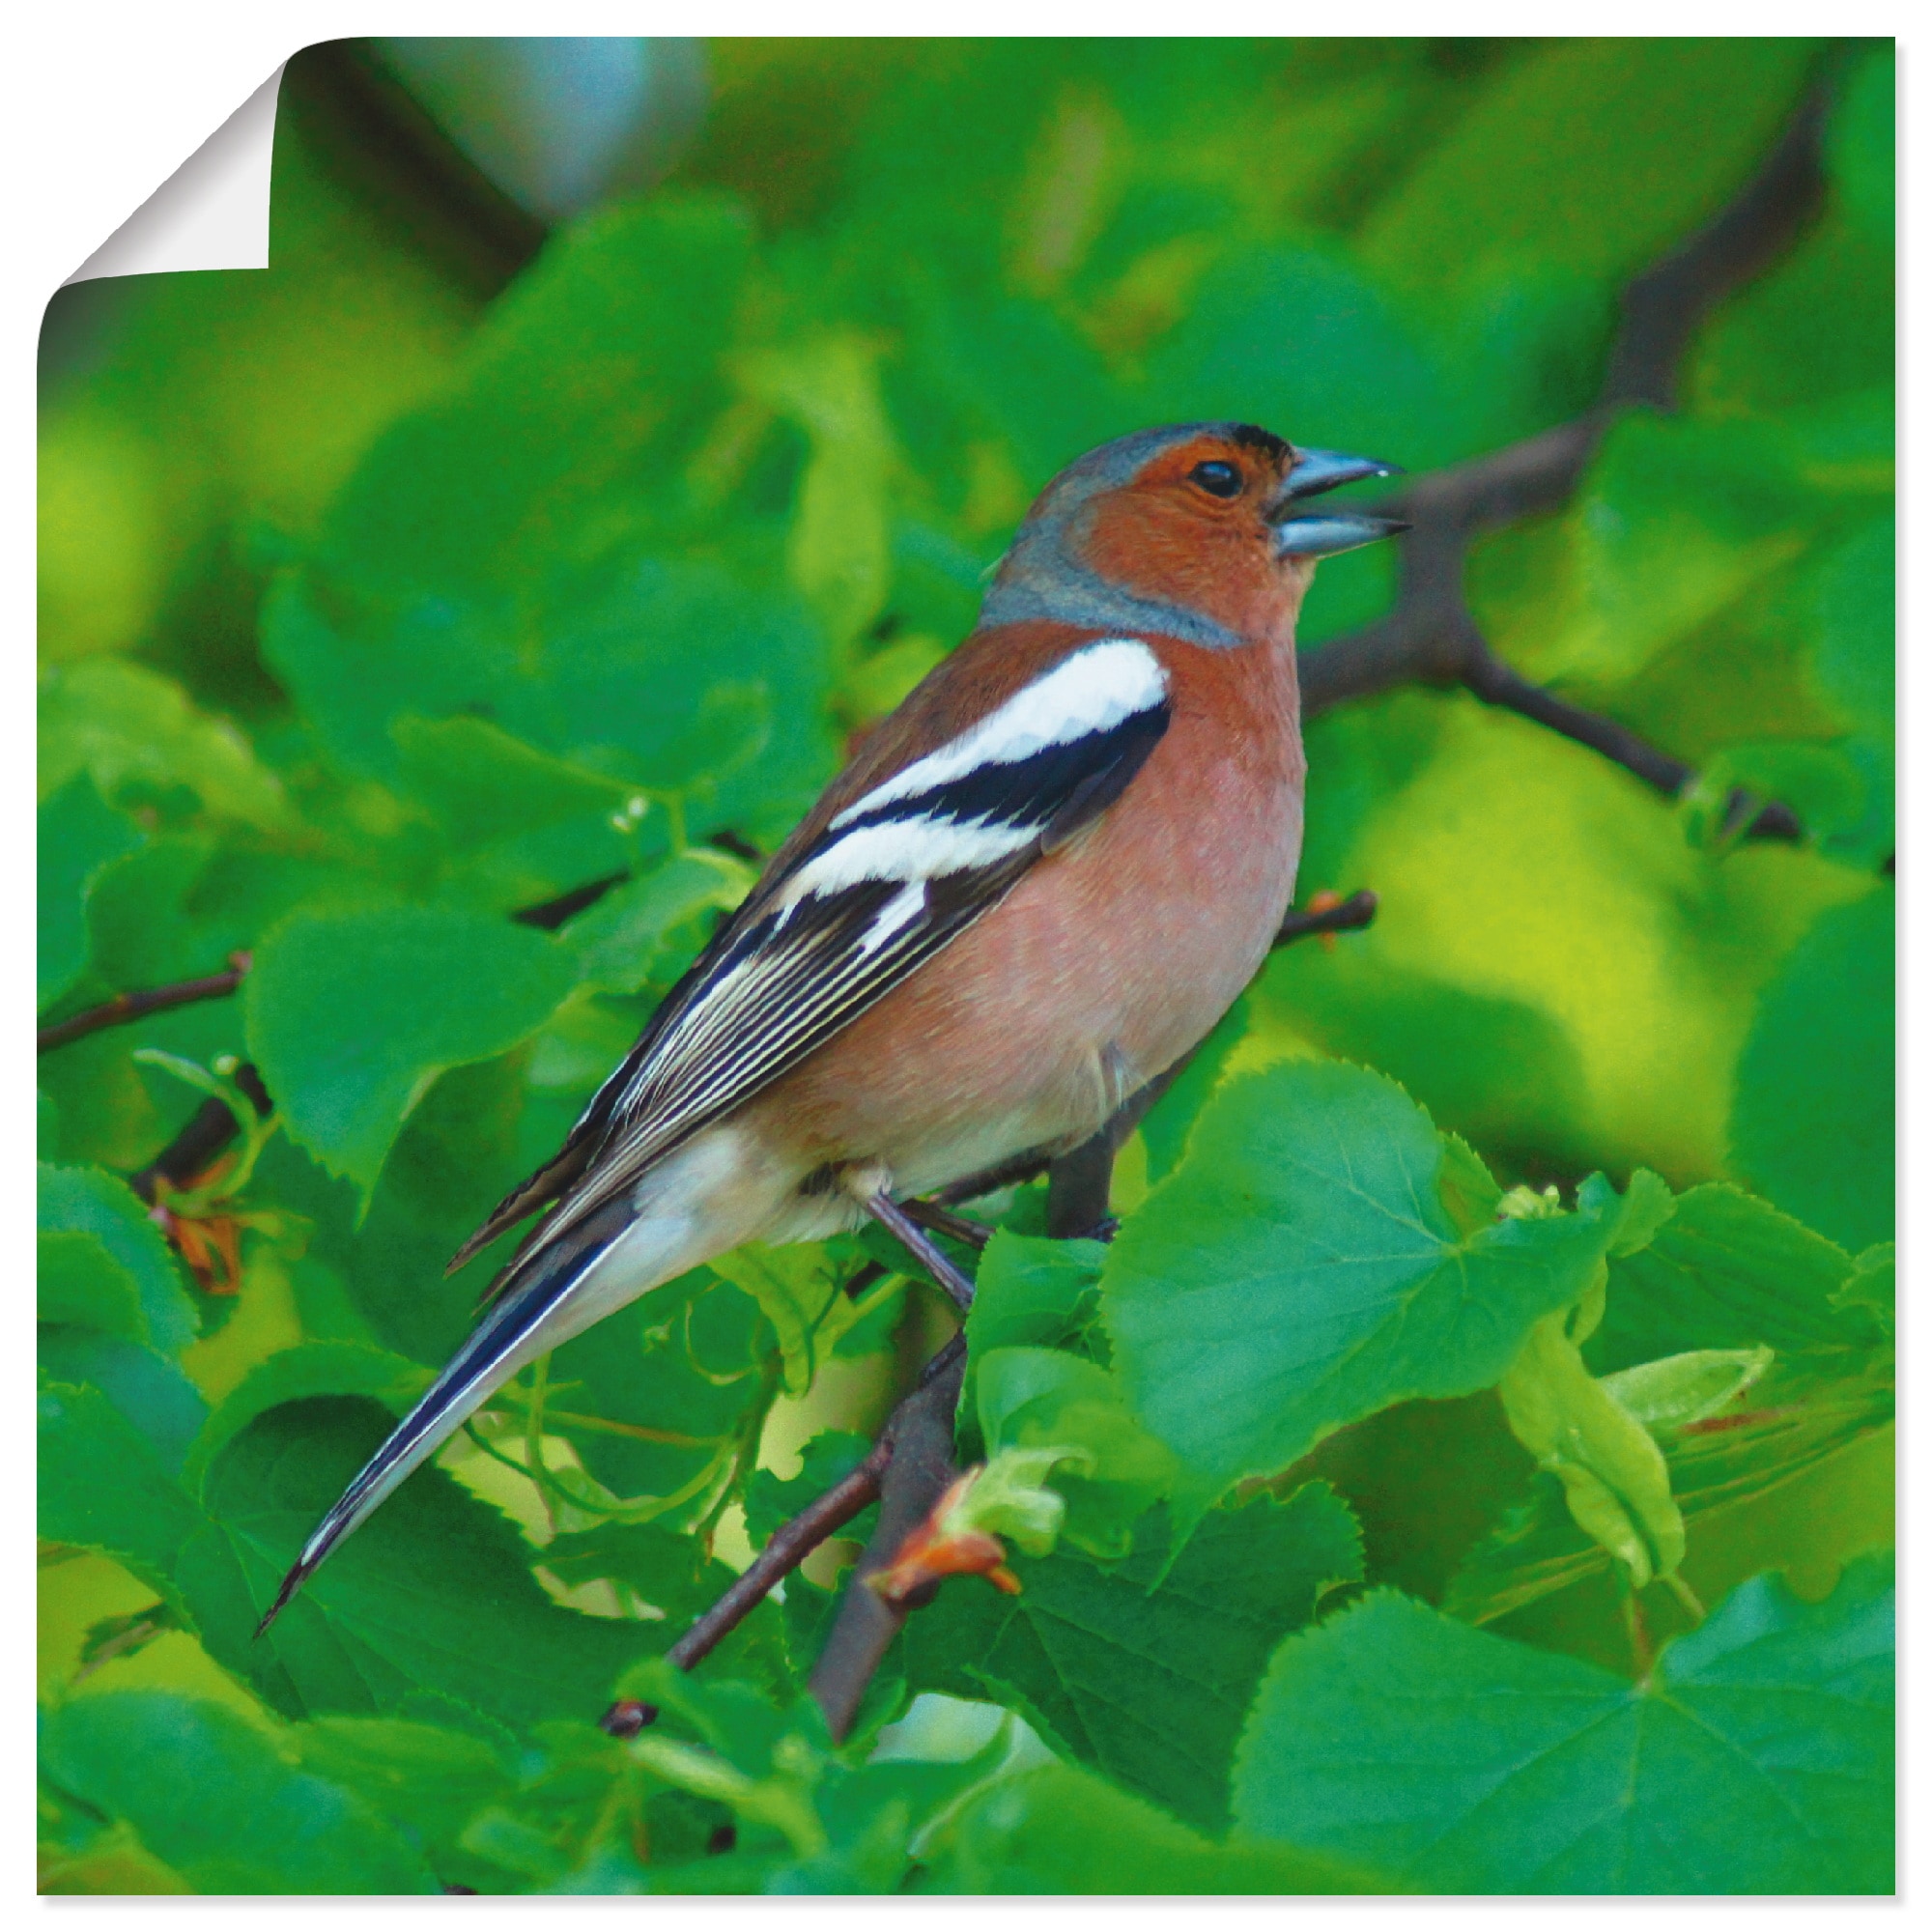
top-left (37, 954), bottom-right (253, 1055)
top-left (510, 871), bottom-right (632, 931)
top-left (1297, 77), bottom-right (1831, 849)
top-left (129, 1064), bottom-right (272, 1206)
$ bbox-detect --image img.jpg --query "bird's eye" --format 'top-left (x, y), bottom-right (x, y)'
top-left (1188, 460), bottom-right (1243, 498)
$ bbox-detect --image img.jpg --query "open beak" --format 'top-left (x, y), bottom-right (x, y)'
top-left (1270, 445), bottom-right (1407, 557)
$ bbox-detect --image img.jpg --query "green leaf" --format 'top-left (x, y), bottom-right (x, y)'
top-left (1103, 1062), bottom-right (1642, 1520)
top-left (1496, 1301), bottom-right (1683, 1590)
top-left (185, 1397), bottom-right (651, 1732)
top-left (293, 1715), bottom-right (518, 1878)
top-left (1235, 1553), bottom-right (1894, 1893)
top-left (611, 1660), bottom-right (835, 1861)
top-left (1146, 241), bottom-right (1460, 473)
top-left (1537, 412), bottom-right (1817, 685)
top-left (543, 1272), bottom-right (773, 1527)
top-left (1446, 1343), bottom-right (1892, 1636)
top-left (1449, 1179), bottom-right (1893, 1634)
top-left (1731, 890), bottom-right (1893, 1253)
top-left (1590, 1182), bottom-right (1863, 1373)
top-left (740, 331), bottom-right (896, 647)
top-left (1359, 39), bottom-right (1815, 295)
top-left (245, 901), bottom-right (578, 1204)
top-left (975, 1348), bottom-right (1175, 1557)
top-left (606, 1662), bottom-right (1066, 1893)
top-left (38, 1163), bottom-right (197, 1355)
top-left (181, 1342), bottom-right (432, 1495)
top-left (39, 656), bottom-right (293, 832)
top-left (710, 1242), bottom-right (860, 1398)
top-left (745, 1431), bottom-right (877, 1551)
top-left (302, 195), bottom-right (753, 600)
top-left (38, 1378), bottom-right (204, 1605)
top-left (965, 1232), bottom-right (1107, 1360)
top-left (1806, 514), bottom-right (1894, 738)
top-left (567, 848), bottom-right (753, 996)
top-left (540, 1520), bottom-right (742, 1632)
top-left (262, 196), bottom-right (838, 847)
top-left (1599, 1348), bottom-right (1773, 1434)
top-left (1827, 45), bottom-right (1893, 244)
top-left (1834, 1243), bottom-right (1894, 1339)
top-left (903, 1486), bottom-right (1362, 1830)
top-left (920, 1759), bottom-right (1375, 1895)
top-left (388, 712), bottom-right (633, 850)
top-left (36, 1328), bottom-right (208, 1476)
top-left (39, 1231), bottom-right (145, 1342)
top-left (40, 1691), bottom-right (438, 1894)
top-left (38, 773), bottom-right (143, 1009)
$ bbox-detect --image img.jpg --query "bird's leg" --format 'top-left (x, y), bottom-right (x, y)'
top-left (895, 1197), bottom-right (994, 1252)
top-left (848, 1169), bottom-right (978, 1314)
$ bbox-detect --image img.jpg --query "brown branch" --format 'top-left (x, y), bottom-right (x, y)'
top-left (38, 953), bottom-right (251, 1055)
top-left (933, 1148), bottom-right (1061, 1208)
top-left (1298, 74), bottom-right (1833, 844)
top-left (807, 1344), bottom-right (967, 1742)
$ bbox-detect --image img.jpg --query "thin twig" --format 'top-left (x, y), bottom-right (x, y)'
top-left (669, 1441), bottom-right (891, 1673)
top-left (1274, 889), bottom-right (1379, 945)
top-left (38, 954), bottom-right (252, 1055)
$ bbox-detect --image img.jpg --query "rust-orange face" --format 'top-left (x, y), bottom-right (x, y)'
top-left (1076, 427), bottom-right (1404, 644)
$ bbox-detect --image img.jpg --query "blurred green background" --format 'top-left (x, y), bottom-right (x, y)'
top-left (38, 37), bottom-right (1892, 1892)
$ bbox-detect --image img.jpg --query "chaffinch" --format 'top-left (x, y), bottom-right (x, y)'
top-left (262, 420), bottom-right (1403, 1625)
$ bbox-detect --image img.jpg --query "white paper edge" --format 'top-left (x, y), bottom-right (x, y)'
top-left (64, 63), bottom-right (286, 283)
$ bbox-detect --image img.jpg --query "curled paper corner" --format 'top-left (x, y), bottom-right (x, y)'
top-left (65, 65), bottom-right (286, 284)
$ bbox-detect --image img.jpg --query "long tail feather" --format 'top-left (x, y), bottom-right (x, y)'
top-left (255, 1219), bottom-right (621, 1634)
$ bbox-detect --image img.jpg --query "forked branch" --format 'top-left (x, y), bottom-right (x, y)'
top-left (1298, 78), bottom-right (1831, 846)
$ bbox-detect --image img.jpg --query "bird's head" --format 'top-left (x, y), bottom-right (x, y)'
top-left (982, 421), bottom-right (1406, 649)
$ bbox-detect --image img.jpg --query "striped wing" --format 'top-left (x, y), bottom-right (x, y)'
top-left (458, 638), bottom-right (1172, 1281)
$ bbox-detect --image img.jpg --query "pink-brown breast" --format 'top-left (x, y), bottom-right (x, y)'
top-left (741, 625), bottom-right (1306, 1193)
